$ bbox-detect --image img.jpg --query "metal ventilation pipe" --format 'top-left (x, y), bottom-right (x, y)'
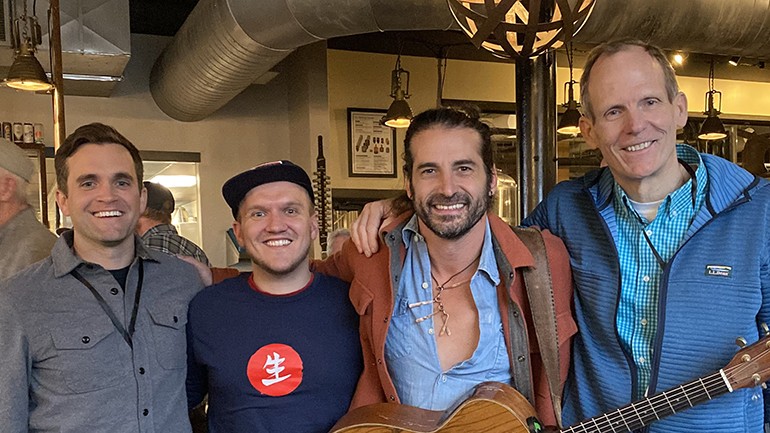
top-left (150, 0), bottom-right (456, 122)
top-left (152, 0), bottom-right (770, 122)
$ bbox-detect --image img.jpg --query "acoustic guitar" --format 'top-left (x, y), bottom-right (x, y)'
top-left (331, 333), bottom-right (770, 433)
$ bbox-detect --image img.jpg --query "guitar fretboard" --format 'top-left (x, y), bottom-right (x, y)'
top-left (561, 371), bottom-right (729, 433)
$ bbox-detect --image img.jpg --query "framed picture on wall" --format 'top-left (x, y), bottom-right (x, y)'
top-left (347, 108), bottom-right (397, 178)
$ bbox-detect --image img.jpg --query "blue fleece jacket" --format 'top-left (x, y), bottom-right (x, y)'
top-left (523, 146), bottom-right (770, 433)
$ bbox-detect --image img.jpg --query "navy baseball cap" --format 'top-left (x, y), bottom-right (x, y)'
top-left (222, 160), bottom-right (314, 218)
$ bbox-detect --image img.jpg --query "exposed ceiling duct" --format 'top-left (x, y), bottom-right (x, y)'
top-left (151, 0), bottom-right (770, 122)
top-left (150, 0), bottom-right (456, 122)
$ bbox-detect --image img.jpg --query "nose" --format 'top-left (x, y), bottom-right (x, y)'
top-left (264, 212), bottom-right (288, 232)
top-left (624, 108), bottom-right (647, 135)
top-left (437, 171), bottom-right (459, 197)
top-left (95, 183), bottom-right (119, 201)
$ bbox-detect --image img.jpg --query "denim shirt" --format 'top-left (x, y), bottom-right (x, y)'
top-left (384, 215), bottom-right (510, 410)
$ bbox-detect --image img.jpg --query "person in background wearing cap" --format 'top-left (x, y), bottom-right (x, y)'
top-left (186, 160), bottom-right (362, 433)
top-left (137, 181), bottom-right (211, 266)
top-left (0, 123), bottom-right (204, 433)
top-left (0, 137), bottom-right (57, 281)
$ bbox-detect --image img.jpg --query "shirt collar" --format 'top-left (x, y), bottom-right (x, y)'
top-left (401, 214), bottom-right (499, 285)
top-left (52, 231), bottom-right (156, 278)
top-left (613, 144), bottom-right (707, 222)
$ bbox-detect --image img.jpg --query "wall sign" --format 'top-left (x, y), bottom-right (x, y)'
top-left (347, 108), bottom-right (397, 178)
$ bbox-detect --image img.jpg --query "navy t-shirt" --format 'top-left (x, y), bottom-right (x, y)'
top-left (186, 272), bottom-right (362, 433)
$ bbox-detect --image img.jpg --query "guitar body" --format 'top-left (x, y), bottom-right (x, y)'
top-left (330, 382), bottom-right (537, 433)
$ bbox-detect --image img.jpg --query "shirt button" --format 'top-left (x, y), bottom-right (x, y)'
top-left (110, 287), bottom-right (119, 295)
top-left (517, 355), bottom-right (525, 362)
top-left (672, 210), bottom-right (678, 217)
top-left (642, 275), bottom-right (650, 282)
top-left (441, 375), bottom-right (447, 383)
top-left (389, 395), bottom-right (396, 401)
top-left (377, 358), bottom-right (382, 364)
top-left (81, 336), bottom-right (90, 344)
top-left (639, 357), bottom-right (646, 364)
top-left (143, 409), bottom-right (149, 416)
top-left (428, 328), bottom-right (434, 335)
top-left (645, 229), bottom-right (653, 236)
top-left (640, 319), bottom-right (648, 326)
top-left (139, 367), bottom-right (145, 375)
top-left (383, 316), bottom-right (388, 323)
top-left (509, 272), bottom-right (514, 279)
top-left (173, 315), bottom-right (178, 323)
top-left (422, 282), bottom-right (429, 289)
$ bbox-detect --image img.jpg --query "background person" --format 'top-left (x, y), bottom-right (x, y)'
top-left (326, 227), bottom-right (351, 256)
top-left (137, 181), bottom-right (210, 266)
top-left (0, 137), bottom-right (56, 281)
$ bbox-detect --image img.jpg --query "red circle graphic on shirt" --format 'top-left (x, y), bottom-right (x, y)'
top-left (246, 343), bottom-right (303, 396)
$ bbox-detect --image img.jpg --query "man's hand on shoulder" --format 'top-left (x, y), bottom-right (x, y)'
top-left (350, 198), bottom-right (393, 257)
top-left (176, 255), bottom-right (213, 286)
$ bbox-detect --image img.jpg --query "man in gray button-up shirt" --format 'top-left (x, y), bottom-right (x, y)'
top-left (0, 123), bottom-right (204, 433)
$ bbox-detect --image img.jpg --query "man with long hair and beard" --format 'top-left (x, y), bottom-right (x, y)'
top-left (315, 107), bottom-right (575, 428)
top-left (185, 161), bottom-right (362, 433)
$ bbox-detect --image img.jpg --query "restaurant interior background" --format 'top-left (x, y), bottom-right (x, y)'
top-left (1, 0), bottom-right (770, 266)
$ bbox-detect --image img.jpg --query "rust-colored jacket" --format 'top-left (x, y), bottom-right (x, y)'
top-left (313, 212), bottom-right (576, 426)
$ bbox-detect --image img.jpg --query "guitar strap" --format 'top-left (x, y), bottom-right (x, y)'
top-left (513, 226), bottom-right (563, 428)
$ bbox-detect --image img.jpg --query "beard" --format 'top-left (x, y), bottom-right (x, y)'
top-left (412, 185), bottom-right (491, 240)
top-left (250, 245), bottom-right (310, 276)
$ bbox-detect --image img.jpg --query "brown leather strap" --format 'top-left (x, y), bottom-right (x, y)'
top-left (513, 226), bottom-right (563, 427)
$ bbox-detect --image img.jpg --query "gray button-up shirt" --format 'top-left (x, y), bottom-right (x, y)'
top-left (0, 231), bottom-right (204, 433)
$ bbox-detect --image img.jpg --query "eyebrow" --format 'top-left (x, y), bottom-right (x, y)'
top-left (74, 171), bottom-right (135, 184)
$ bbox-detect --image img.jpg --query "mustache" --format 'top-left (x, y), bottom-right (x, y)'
top-left (426, 193), bottom-right (470, 207)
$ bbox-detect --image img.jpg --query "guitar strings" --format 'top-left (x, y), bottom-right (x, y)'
top-left (561, 359), bottom-right (760, 433)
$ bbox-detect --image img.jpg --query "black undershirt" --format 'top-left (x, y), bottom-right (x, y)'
top-left (108, 266), bottom-right (131, 291)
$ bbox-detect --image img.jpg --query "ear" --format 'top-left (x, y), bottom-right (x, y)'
top-left (233, 220), bottom-right (245, 248)
top-left (489, 164), bottom-right (499, 196)
top-left (0, 176), bottom-right (15, 201)
top-left (405, 176), bottom-right (413, 200)
top-left (673, 91), bottom-right (688, 129)
top-left (55, 189), bottom-right (70, 217)
top-left (310, 211), bottom-right (319, 241)
top-left (579, 115), bottom-right (597, 149)
top-left (139, 184), bottom-right (148, 215)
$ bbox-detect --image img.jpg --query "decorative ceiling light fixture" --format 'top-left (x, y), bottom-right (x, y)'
top-left (447, 0), bottom-right (596, 59)
top-left (5, 1), bottom-right (53, 92)
top-left (671, 51), bottom-right (688, 66)
top-left (728, 56), bottom-right (741, 67)
top-left (557, 42), bottom-right (581, 136)
top-left (381, 53), bottom-right (413, 129)
top-left (698, 59), bottom-right (727, 141)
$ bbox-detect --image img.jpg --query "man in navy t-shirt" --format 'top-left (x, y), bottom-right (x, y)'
top-left (186, 160), bottom-right (362, 433)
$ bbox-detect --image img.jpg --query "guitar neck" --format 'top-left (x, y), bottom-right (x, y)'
top-left (561, 370), bottom-right (731, 433)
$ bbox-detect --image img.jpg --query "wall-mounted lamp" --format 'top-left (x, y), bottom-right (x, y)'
top-left (381, 54), bottom-right (413, 128)
top-left (698, 59), bottom-right (727, 141)
top-left (557, 43), bottom-right (581, 136)
top-left (728, 56), bottom-right (741, 67)
top-left (5, 6), bottom-right (53, 92)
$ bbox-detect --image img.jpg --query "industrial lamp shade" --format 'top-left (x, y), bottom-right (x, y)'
top-left (557, 105), bottom-right (582, 135)
top-left (5, 40), bottom-right (53, 92)
top-left (698, 115), bottom-right (727, 141)
top-left (698, 90), bottom-right (727, 141)
top-left (382, 93), bottom-right (413, 128)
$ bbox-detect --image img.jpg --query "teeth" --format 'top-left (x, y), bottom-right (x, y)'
top-left (94, 211), bottom-right (123, 217)
top-left (626, 141), bottom-right (652, 152)
top-left (435, 204), bottom-right (464, 210)
top-left (265, 239), bottom-right (291, 247)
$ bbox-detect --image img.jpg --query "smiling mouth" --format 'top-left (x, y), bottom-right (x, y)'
top-left (434, 203), bottom-right (465, 211)
top-left (265, 239), bottom-right (291, 247)
top-left (625, 141), bottom-right (653, 152)
top-left (93, 211), bottom-right (123, 217)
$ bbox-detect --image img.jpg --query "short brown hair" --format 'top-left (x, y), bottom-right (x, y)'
top-left (55, 123), bottom-right (143, 195)
top-left (580, 38), bottom-right (679, 120)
